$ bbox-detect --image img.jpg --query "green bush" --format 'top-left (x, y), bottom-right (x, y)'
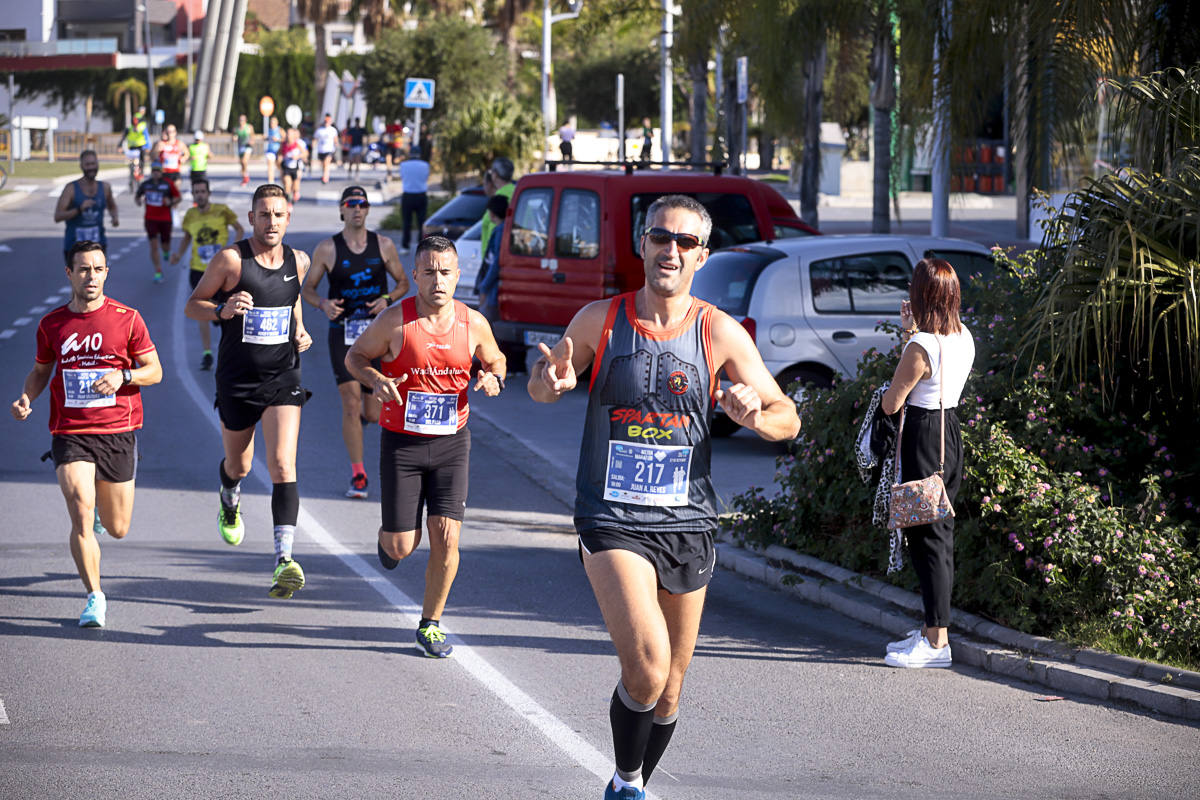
top-left (731, 249), bottom-right (1200, 666)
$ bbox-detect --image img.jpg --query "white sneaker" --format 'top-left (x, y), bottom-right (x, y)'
top-left (884, 636), bottom-right (952, 668)
top-left (886, 628), bottom-right (921, 653)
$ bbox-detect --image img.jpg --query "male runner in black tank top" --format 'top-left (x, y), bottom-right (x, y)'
top-left (185, 183), bottom-right (313, 600)
top-left (529, 195), bottom-right (801, 800)
top-left (302, 185), bottom-right (408, 499)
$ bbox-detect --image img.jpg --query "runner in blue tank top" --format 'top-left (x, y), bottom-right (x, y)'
top-left (55, 150), bottom-right (119, 265)
top-left (528, 195), bottom-right (801, 800)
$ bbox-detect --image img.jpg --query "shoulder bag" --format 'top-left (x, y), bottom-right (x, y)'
top-left (887, 335), bottom-right (955, 530)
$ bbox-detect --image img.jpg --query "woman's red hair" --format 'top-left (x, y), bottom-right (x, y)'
top-left (910, 258), bottom-right (962, 335)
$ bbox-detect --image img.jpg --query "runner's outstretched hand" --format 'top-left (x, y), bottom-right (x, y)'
top-left (538, 338), bottom-right (576, 395)
top-left (10, 393), bottom-right (32, 421)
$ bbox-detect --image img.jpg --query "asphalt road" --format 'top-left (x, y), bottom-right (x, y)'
top-left (1, 170), bottom-right (1197, 799)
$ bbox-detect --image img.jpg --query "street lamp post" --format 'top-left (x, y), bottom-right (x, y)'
top-left (139, 3), bottom-right (158, 134)
top-left (541, 0), bottom-right (584, 154)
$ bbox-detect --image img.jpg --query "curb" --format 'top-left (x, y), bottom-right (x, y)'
top-left (715, 533), bottom-right (1200, 721)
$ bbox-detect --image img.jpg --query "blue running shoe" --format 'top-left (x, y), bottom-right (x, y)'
top-left (79, 592), bottom-right (106, 628)
top-left (93, 510), bottom-right (108, 538)
top-left (603, 779), bottom-right (645, 800)
top-left (415, 623), bottom-right (453, 658)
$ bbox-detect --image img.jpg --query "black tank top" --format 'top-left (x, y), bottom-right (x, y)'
top-left (215, 240), bottom-right (301, 392)
top-left (327, 231), bottom-right (388, 325)
top-left (575, 293), bottom-right (718, 533)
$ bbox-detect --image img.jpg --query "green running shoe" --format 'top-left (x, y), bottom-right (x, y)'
top-left (269, 558), bottom-right (305, 599)
top-left (218, 499), bottom-right (244, 546)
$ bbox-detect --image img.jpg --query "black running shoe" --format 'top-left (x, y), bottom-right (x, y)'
top-left (200, 352), bottom-right (213, 371)
top-left (377, 542), bottom-right (399, 570)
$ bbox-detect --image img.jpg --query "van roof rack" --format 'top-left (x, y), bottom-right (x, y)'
top-left (544, 160), bottom-right (727, 176)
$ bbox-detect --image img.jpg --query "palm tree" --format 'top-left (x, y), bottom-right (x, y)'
top-left (107, 77), bottom-right (149, 130)
top-left (1025, 66), bottom-right (1200, 423)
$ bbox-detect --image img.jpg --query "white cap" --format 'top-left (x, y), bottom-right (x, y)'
top-left (194, 130), bottom-right (205, 140)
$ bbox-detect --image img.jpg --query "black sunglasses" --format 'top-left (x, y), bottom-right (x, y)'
top-left (644, 227), bottom-right (706, 250)
top-left (342, 198), bottom-right (369, 207)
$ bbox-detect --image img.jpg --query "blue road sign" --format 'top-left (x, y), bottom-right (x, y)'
top-left (404, 78), bottom-right (435, 110)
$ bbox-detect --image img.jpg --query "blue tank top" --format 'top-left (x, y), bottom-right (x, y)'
top-left (63, 180), bottom-right (108, 251)
top-left (574, 293), bottom-right (718, 533)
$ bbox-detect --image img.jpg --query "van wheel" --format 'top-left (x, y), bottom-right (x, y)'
top-left (776, 366), bottom-right (833, 407)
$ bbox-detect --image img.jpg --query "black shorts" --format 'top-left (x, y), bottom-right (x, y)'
top-left (51, 431), bottom-right (138, 483)
top-left (144, 218), bottom-right (172, 245)
top-left (215, 379), bottom-right (310, 432)
top-left (282, 167), bottom-right (299, 180)
top-left (317, 151), bottom-right (334, 163)
top-left (578, 526), bottom-right (716, 595)
top-left (188, 269), bottom-right (204, 290)
top-left (327, 325), bottom-right (376, 388)
top-left (380, 427), bottom-right (470, 532)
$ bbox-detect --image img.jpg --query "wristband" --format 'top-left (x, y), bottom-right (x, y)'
top-left (214, 302), bottom-right (226, 321)
top-left (494, 374), bottom-right (505, 393)
top-left (121, 368), bottom-right (132, 386)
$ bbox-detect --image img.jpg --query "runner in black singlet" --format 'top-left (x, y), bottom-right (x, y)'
top-left (185, 184), bottom-right (313, 600)
top-left (528, 195), bottom-right (801, 800)
top-left (302, 185), bottom-right (408, 499)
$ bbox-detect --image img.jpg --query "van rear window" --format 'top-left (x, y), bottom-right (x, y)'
top-left (510, 188), bottom-right (553, 257)
top-left (631, 193), bottom-right (758, 254)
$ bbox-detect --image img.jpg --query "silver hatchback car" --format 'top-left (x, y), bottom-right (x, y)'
top-left (690, 235), bottom-right (995, 435)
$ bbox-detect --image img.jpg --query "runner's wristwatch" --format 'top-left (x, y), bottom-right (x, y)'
top-left (121, 369), bottom-right (132, 386)
top-left (213, 302), bottom-right (226, 321)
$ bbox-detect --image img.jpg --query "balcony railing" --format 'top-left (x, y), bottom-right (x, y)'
top-left (0, 39), bottom-right (120, 57)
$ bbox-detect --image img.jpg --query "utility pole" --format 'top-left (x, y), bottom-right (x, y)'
top-left (541, 1), bottom-right (584, 151)
top-left (659, 0), bottom-right (676, 165)
top-left (931, 0), bottom-right (951, 237)
top-left (141, 3), bottom-right (157, 135)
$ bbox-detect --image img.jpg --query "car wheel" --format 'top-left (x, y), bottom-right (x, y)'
top-left (711, 413), bottom-right (740, 438)
top-left (776, 366), bottom-right (833, 407)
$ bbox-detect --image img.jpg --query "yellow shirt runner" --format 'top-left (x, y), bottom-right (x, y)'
top-left (181, 204), bottom-right (239, 271)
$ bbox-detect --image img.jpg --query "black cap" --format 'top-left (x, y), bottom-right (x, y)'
top-left (340, 185), bottom-right (369, 204)
top-left (490, 157), bottom-right (514, 182)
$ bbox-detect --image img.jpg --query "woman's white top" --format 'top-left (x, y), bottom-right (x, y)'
top-left (903, 327), bottom-right (975, 409)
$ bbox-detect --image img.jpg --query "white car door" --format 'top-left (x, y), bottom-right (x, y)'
top-left (800, 243), bottom-right (917, 375)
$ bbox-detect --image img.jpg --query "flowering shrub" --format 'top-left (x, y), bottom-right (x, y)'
top-left (731, 250), bottom-right (1200, 665)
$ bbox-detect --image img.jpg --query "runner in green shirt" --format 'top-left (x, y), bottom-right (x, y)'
top-left (188, 131), bottom-right (210, 184)
top-left (170, 178), bottom-right (244, 370)
top-left (235, 114), bottom-right (254, 186)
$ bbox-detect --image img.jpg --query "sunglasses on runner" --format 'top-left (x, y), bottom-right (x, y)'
top-left (341, 198), bottom-right (369, 208)
top-left (644, 227), bottom-right (705, 250)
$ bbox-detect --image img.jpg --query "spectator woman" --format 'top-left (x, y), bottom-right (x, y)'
top-left (880, 258), bottom-right (975, 669)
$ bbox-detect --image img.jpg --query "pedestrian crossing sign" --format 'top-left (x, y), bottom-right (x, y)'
top-left (404, 78), bottom-right (435, 110)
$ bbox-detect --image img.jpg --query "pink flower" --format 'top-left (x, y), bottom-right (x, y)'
top-left (1092, 555), bottom-right (1102, 564)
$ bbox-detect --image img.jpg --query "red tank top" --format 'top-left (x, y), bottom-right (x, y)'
top-left (379, 297), bottom-right (472, 436)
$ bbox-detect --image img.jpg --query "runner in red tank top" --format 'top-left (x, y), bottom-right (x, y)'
top-left (345, 235), bottom-right (506, 658)
top-left (11, 241), bottom-right (163, 629)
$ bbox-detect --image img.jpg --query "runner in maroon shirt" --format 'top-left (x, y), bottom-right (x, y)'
top-left (11, 241), bottom-right (163, 629)
top-left (135, 161), bottom-right (181, 283)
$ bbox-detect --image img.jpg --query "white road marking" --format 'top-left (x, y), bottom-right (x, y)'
top-left (0, 696), bottom-right (8, 724)
top-left (29, 306), bottom-right (47, 314)
top-left (170, 277), bottom-right (642, 798)
top-left (12, 317), bottom-right (32, 326)
top-left (0, 329), bottom-right (16, 339)
top-left (58, 286), bottom-right (71, 294)
top-left (44, 295), bottom-right (61, 304)
top-left (0, 244), bottom-right (11, 252)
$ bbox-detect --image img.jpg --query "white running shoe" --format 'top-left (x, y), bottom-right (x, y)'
top-left (884, 636), bottom-right (952, 669)
top-left (886, 628), bottom-right (922, 653)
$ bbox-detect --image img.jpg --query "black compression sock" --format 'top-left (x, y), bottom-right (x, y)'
top-left (270, 481), bottom-right (299, 527)
top-left (219, 459), bottom-right (240, 489)
top-left (610, 681), bottom-right (655, 783)
top-left (641, 712), bottom-right (678, 784)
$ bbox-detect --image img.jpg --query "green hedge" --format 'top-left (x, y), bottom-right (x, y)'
top-left (730, 250), bottom-right (1200, 667)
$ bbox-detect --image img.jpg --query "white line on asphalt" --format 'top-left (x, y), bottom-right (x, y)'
top-left (29, 306), bottom-right (47, 314)
top-left (44, 295), bottom-right (61, 304)
top-left (169, 276), bottom-right (640, 797)
top-left (0, 696), bottom-right (8, 724)
top-left (59, 286), bottom-right (71, 294)
top-left (0, 330), bottom-right (15, 339)
top-left (12, 317), bottom-right (31, 326)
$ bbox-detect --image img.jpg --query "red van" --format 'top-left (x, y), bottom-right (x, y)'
top-left (492, 170), bottom-right (818, 352)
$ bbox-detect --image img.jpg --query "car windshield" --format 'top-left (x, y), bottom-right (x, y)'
top-left (458, 220), bottom-right (483, 242)
top-left (428, 189), bottom-right (488, 225)
top-left (690, 249), bottom-right (782, 317)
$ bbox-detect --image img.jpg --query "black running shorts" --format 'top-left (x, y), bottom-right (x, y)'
top-left (380, 427), bottom-right (470, 532)
top-left (51, 431), bottom-right (138, 483)
top-left (215, 379), bottom-right (310, 432)
top-left (577, 527), bottom-right (716, 595)
top-left (326, 325), bottom-right (376, 389)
